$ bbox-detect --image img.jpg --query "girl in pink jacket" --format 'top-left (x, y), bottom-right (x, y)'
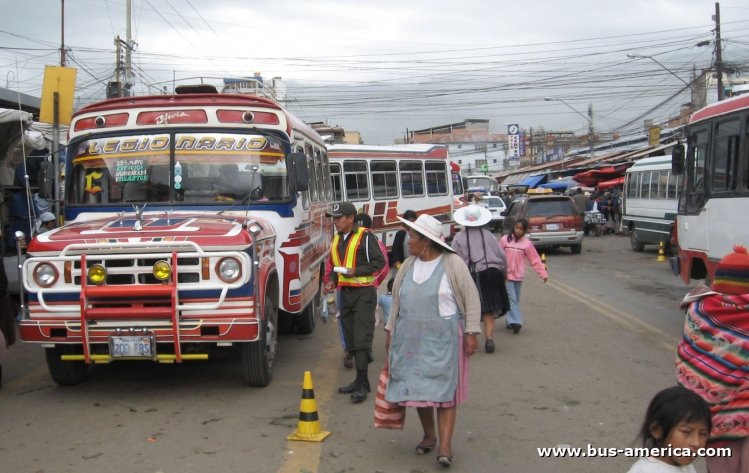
top-left (499, 218), bottom-right (548, 334)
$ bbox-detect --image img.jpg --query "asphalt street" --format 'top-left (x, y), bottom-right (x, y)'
top-left (0, 233), bottom-right (705, 473)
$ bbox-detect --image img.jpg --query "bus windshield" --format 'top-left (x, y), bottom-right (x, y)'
top-left (68, 132), bottom-right (291, 206)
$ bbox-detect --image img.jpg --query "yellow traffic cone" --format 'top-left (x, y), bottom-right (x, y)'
top-left (541, 253), bottom-right (547, 270)
top-left (656, 241), bottom-right (666, 262)
top-left (287, 371), bottom-right (331, 442)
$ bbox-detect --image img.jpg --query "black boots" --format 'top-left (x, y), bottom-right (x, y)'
top-left (338, 369), bottom-right (370, 403)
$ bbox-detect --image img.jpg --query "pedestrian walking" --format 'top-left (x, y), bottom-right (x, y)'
top-left (675, 245), bottom-right (749, 473)
top-left (390, 210), bottom-right (417, 275)
top-left (626, 386), bottom-right (711, 473)
top-left (499, 218), bottom-right (548, 333)
top-left (384, 214), bottom-right (481, 467)
top-left (325, 201), bottom-right (386, 403)
top-left (451, 204), bottom-right (510, 353)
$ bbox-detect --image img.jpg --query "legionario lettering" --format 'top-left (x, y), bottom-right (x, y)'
top-left (175, 135), bottom-right (268, 151)
top-left (87, 136), bottom-right (170, 155)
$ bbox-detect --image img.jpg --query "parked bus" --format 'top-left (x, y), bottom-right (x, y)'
top-left (19, 85), bottom-right (331, 387)
top-left (327, 144), bottom-right (460, 247)
top-left (622, 155), bottom-right (681, 252)
top-left (672, 93), bottom-right (749, 283)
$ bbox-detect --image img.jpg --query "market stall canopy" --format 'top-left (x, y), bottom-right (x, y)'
top-left (540, 176), bottom-right (579, 191)
top-left (597, 176), bottom-right (625, 190)
top-left (573, 164), bottom-right (631, 187)
top-left (519, 174), bottom-right (546, 188)
top-left (0, 109), bottom-right (33, 164)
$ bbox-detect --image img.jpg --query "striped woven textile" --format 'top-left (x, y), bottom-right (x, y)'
top-left (675, 292), bottom-right (749, 444)
top-left (374, 364), bottom-right (405, 430)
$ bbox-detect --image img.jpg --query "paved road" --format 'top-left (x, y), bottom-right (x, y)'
top-left (0, 233), bottom-right (704, 473)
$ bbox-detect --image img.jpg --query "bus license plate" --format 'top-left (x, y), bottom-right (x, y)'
top-left (110, 335), bottom-right (154, 358)
top-left (545, 223), bottom-right (561, 230)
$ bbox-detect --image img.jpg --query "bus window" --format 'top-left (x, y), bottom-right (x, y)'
top-left (658, 171), bottom-right (669, 199)
top-left (649, 171), bottom-right (660, 200)
top-left (712, 119), bottom-right (740, 192)
top-left (627, 173), bottom-right (640, 199)
top-left (306, 144), bottom-right (318, 202)
top-left (343, 160), bottom-right (369, 201)
top-left (400, 161), bottom-right (424, 197)
top-left (685, 127), bottom-right (708, 213)
top-left (330, 162), bottom-right (342, 201)
top-left (371, 161), bottom-right (398, 200)
top-left (425, 161), bottom-right (448, 196)
top-left (640, 172), bottom-right (650, 200)
top-left (667, 173), bottom-right (679, 199)
top-left (321, 152), bottom-right (332, 200)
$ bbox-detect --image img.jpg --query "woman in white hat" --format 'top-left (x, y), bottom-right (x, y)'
top-left (451, 205), bottom-right (509, 354)
top-left (384, 214), bottom-right (481, 467)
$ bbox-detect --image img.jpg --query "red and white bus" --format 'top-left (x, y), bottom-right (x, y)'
top-left (19, 85), bottom-right (331, 386)
top-left (327, 143), bottom-right (464, 247)
top-left (672, 93), bottom-right (749, 283)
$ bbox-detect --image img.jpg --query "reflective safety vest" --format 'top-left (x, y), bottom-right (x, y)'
top-left (331, 227), bottom-right (376, 287)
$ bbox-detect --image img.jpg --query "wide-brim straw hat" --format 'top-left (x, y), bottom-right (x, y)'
top-left (453, 204), bottom-right (492, 227)
top-left (397, 214), bottom-right (454, 253)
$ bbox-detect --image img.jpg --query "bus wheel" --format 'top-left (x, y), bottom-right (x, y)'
top-left (296, 286), bottom-right (320, 335)
top-left (45, 344), bottom-right (89, 386)
top-left (241, 296), bottom-right (277, 387)
top-left (630, 231), bottom-right (645, 252)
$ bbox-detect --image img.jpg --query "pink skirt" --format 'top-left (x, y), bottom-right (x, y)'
top-left (398, 328), bottom-right (470, 408)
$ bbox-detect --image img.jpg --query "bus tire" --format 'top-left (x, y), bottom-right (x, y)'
top-left (630, 231), bottom-right (645, 252)
top-left (240, 296), bottom-right (277, 387)
top-left (296, 285), bottom-right (320, 335)
top-left (45, 344), bottom-right (89, 386)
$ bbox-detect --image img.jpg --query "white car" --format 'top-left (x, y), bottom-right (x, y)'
top-left (479, 195), bottom-right (507, 232)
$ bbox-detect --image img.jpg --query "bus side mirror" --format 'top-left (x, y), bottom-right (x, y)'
top-left (290, 152), bottom-right (309, 192)
top-left (671, 144), bottom-right (685, 175)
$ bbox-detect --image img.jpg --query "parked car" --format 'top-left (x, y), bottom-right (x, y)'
top-left (479, 195), bottom-right (506, 232)
top-left (501, 195), bottom-right (585, 253)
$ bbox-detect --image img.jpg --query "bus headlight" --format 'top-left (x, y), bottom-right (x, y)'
top-left (88, 264), bottom-right (107, 285)
top-left (216, 257), bottom-right (241, 283)
top-left (153, 260), bottom-right (171, 281)
top-left (34, 263), bottom-right (59, 287)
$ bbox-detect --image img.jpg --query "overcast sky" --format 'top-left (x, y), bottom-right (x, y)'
top-left (1, 0), bottom-right (748, 144)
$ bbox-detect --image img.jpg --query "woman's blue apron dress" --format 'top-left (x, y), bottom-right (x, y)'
top-left (386, 258), bottom-right (461, 403)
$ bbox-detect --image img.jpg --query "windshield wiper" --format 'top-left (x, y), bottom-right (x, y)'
top-left (217, 165), bottom-right (261, 215)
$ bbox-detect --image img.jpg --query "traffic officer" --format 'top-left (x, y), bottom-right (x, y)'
top-left (325, 201), bottom-right (386, 403)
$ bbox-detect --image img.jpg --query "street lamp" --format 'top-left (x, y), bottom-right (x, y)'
top-left (544, 97), bottom-right (594, 159)
top-left (626, 53), bottom-right (691, 86)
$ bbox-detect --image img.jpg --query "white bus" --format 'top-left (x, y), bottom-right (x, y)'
top-left (20, 86), bottom-right (331, 387)
top-left (672, 93), bottom-right (749, 283)
top-left (622, 155), bottom-right (681, 252)
top-left (327, 143), bottom-right (461, 247)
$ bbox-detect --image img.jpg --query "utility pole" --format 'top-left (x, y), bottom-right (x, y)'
top-left (124, 0), bottom-right (134, 96)
top-left (714, 2), bottom-right (724, 101)
top-left (60, 0), bottom-right (66, 66)
top-left (588, 104), bottom-right (594, 158)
